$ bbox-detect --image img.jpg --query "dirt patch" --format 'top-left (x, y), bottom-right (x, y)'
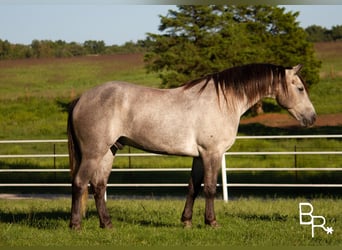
top-left (240, 113), bottom-right (342, 128)
top-left (314, 41), bottom-right (342, 60)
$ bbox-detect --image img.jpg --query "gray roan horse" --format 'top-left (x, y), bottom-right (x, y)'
top-left (67, 63), bottom-right (316, 229)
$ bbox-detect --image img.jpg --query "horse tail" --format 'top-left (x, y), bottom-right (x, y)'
top-left (67, 98), bottom-right (88, 217)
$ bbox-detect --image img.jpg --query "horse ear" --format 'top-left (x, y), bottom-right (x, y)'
top-left (293, 64), bottom-right (303, 74)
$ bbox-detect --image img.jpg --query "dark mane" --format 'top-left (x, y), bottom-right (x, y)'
top-left (182, 63), bottom-right (289, 105)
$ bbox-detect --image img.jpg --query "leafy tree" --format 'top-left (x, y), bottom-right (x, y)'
top-left (331, 25), bottom-right (342, 41)
top-left (305, 25), bottom-right (331, 42)
top-left (106, 41), bottom-right (147, 54)
top-left (54, 40), bottom-right (71, 57)
top-left (306, 25), bottom-right (342, 42)
top-left (145, 5), bottom-right (321, 90)
top-left (84, 40), bottom-right (106, 54)
top-left (30, 40), bottom-right (56, 58)
top-left (0, 39), bottom-right (11, 59)
top-left (67, 42), bottom-right (86, 56)
top-left (30, 39), bottom-right (41, 58)
top-left (10, 43), bottom-right (32, 59)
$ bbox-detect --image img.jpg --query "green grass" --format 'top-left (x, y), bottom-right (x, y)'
top-left (0, 55), bottom-right (160, 101)
top-left (0, 197), bottom-right (340, 246)
top-left (310, 78), bottom-right (342, 114)
top-left (0, 98), bottom-right (67, 139)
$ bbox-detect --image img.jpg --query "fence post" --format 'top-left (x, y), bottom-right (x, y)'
top-left (221, 154), bottom-right (228, 202)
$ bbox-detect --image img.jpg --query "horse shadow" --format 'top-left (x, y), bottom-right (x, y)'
top-left (238, 123), bottom-right (342, 135)
top-left (109, 206), bottom-right (180, 228)
top-left (115, 216), bottom-right (177, 228)
top-left (0, 209), bottom-right (71, 229)
top-left (234, 212), bottom-right (289, 222)
top-left (0, 207), bottom-right (178, 229)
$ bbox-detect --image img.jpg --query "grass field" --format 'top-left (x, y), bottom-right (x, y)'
top-left (0, 197), bottom-right (341, 247)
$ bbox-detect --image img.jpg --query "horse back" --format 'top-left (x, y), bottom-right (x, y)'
top-left (72, 81), bottom-right (237, 157)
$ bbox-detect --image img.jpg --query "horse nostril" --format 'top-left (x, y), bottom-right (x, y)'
top-left (306, 113), bottom-right (317, 127)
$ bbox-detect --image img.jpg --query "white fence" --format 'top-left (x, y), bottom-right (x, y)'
top-left (0, 135), bottom-right (342, 202)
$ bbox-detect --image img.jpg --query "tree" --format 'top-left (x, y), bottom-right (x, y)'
top-left (331, 25), bottom-right (342, 41)
top-left (67, 42), bottom-right (86, 56)
top-left (145, 5), bottom-right (321, 90)
top-left (305, 25), bottom-right (331, 42)
top-left (0, 39), bottom-right (11, 59)
top-left (10, 43), bottom-right (32, 59)
top-left (145, 6), bottom-right (244, 87)
top-left (30, 40), bottom-right (55, 58)
top-left (83, 40), bottom-right (106, 54)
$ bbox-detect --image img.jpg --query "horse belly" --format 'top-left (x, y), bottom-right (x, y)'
top-left (121, 106), bottom-right (198, 156)
top-left (123, 122), bottom-right (199, 156)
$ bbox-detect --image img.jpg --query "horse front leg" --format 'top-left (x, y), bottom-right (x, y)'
top-left (181, 157), bottom-right (204, 228)
top-left (202, 153), bottom-right (222, 227)
top-left (91, 183), bottom-right (112, 228)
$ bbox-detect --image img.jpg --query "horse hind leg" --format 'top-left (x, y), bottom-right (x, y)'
top-left (181, 157), bottom-right (204, 228)
top-left (70, 157), bottom-right (100, 230)
top-left (90, 150), bottom-right (114, 229)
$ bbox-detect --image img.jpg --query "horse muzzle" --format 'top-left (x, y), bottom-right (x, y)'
top-left (300, 112), bottom-right (316, 127)
top-left (288, 108), bottom-right (317, 127)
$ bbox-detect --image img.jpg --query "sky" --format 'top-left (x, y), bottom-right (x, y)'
top-left (0, 4), bottom-right (341, 45)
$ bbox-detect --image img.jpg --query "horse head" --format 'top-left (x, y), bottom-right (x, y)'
top-left (276, 64), bottom-right (316, 127)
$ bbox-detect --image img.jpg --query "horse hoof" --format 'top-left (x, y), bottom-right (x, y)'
top-left (69, 223), bottom-right (82, 231)
top-left (205, 220), bottom-right (220, 228)
top-left (182, 220), bottom-right (192, 229)
top-left (100, 222), bottom-right (113, 229)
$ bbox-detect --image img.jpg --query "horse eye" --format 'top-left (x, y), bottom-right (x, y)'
top-left (298, 86), bottom-right (304, 92)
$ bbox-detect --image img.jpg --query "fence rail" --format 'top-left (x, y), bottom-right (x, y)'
top-left (1, 135), bottom-right (341, 201)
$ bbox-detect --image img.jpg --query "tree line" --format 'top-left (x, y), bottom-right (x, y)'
top-left (1, 24), bottom-right (340, 62)
top-left (305, 25), bottom-right (342, 42)
top-left (0, 39), bottom-right (146, 60)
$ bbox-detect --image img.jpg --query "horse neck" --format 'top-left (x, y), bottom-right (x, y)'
top-left (230, 81), bottom-right (277, 117)
top-left (180, 76), bottom-right (277, 117)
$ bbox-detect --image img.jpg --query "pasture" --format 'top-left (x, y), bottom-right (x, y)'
top-left (0, 197), bottom-right (341, 246)
top-left (0, 43), bottom-right (341, 247)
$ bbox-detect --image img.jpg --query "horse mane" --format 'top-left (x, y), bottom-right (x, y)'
top-left (182, 63), bottom-right (290, 106)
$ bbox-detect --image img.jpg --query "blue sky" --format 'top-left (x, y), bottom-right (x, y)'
top-left (0, 5), bottom-right (341, 45)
